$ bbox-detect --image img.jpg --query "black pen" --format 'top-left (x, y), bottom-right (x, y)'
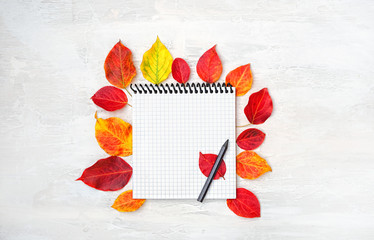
top-left (197, 139), bottom-right (229, 202)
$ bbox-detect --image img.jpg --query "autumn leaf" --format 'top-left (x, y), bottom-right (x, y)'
top-left (104, 41), bottom-right (136, 89)
top-left (76, 156), bottom-right (132, 191)
top-left (225, 64), bottom-right (253, 96)
top-left (196, 45), bottom-right (223, 83)
top-left (112, 190), bottom-right (145, 212)
top-left (199, 152), bottom-right (226, 180)
top-left (227, 188), bottom-right (261, 218)
top-left (140, 36), bottom-right (173, 84)
top-left (172, 58), bottom-right (190, 84)
top-left (244, 88), bottom-right (273, 124)
top-left (91, 86), bottom-right (128, 111)
top-left (95, 112), bottom-right (132, 157)
top-left (236, 151), bottom-right (271, 179)
top-left (236, 128), bottom-right (265, 150)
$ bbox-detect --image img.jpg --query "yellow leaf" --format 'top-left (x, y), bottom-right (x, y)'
top-left (112, 190), bottom-right (145, 212)
top-left (95, 112), bottom-right (132, 157)
top-left (140, 36), bottom-right (173, 84)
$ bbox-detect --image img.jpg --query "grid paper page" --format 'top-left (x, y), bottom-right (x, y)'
top-left (133, 90), bottom-right (236, 199)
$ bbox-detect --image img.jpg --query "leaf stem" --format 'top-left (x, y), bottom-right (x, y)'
top-left (127, 103), bottom-right (133, 108)
top-left (124, 87), bottom-right (132, 97)
top-left (236, 123), bottom-right (251, 128)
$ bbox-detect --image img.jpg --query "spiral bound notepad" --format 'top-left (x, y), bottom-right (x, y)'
top-left (132, 83), bottom-right (236, 199)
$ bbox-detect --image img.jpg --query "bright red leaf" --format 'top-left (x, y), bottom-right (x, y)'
top-left (236, 128), bottom-right (265, 150)
top-left (76, 156), bottom-right (132, 191)
top-left (172, 58), bottom-right (191, 84)
top-left (104, 41), bottom-right (136, 88)
top-left (227, 188), bottom-right (261, 218)
top-left (91, 86), bottom-right (128, 111)
top-left (196, 45), bottom-right (223, 83)
top-left (199, 152), bottom-right (226, 180)
top-left (244, 88), bottom-right (273, 124)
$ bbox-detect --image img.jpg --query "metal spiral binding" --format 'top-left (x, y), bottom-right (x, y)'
top-left (130, 83), bottom-right (234, 94)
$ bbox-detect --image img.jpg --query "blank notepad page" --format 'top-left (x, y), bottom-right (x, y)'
top-left (133, 86), bottom-right (236, 199)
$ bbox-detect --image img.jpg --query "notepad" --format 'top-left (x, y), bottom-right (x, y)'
top-left (132, 83), bottom-right (236, 199)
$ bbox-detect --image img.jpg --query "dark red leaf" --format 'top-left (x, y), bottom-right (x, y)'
top-left (227, 188), bottom-right (261, 218)
top-left (76, 156), bottom-right (132, 191)
top-left (91, 86), bottom-right (128, 111)
top-left (236, 128), bottom-right (266, 150)
top-left (199, 152), bottom-right (226, 180)
top-left (196, 45), bottom-right (223, 83)
top-left (244, 88), bottom-right (273, 124)
top-left (172, 58), bottom-right (191, 84)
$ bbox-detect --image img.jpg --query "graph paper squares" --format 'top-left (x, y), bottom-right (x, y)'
top-left (132, 90), bottom-right (236, 199)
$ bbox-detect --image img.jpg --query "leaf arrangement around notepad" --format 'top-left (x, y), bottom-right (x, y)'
top-left (76, 37), bottom-right (274, 217)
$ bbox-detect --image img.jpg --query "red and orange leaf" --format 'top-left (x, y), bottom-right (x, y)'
top-left (104, 41), bottom-right (136, 88)
top-left (91, 86), bottom-right (128, 111)
top-left (227, 188), bottom-right (261, 218)
top-left (172, 58), bottom-right (191, 84)
top-left (196, 45), bottom-right (223, 83)
top-left (95, 113), bottom-right (132, 157)
top-left (236, 128), bottom-right (266, 150)
top-left (112, 190), bottom-right (145, 212)
top-left (236, 151), bottom-right (271, 179)
top-left (199, 152), bottom-right (226, 180)
top-left (76, 156), bottom-right (132, 191)
top-left (244, 88), bottom-right (273, 124)
top-left (225, 64), bottom-right (253, 96)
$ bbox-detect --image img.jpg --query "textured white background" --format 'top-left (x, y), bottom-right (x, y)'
top-left (1, 0), bottom-right (374, 239)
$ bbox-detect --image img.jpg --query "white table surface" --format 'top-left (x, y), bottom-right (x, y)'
top-left (1, 0), bottom-right (374, 239)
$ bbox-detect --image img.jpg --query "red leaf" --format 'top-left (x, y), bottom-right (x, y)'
top-left (172, 58), bottom-right (191, 84)
top-left (244, 88), bottom-right (273, 124)
top-left (76, 156), bottom-right (132, 191)
top-left (227, 188), bottom-right (261, 218)
top-left (196, 45), bottom-right (223, 83)
top-left (91, 86), bottom-right (128, 111)
top-left (104, 41), bottom-right (136, 88)
top-left (236, 128), bottom-right (266, 150)
top-left (199, 152), bottom-right (226, 180)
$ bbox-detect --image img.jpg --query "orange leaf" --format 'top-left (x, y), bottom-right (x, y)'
top-left (225, 64), bottom-right (253, 96)
top-left (112, 190), bottom-right (145, 212)
top-left (104, 41), bottom-right (136, 88)
top-left (95, 112), bottom-right (132, 157)
top-left (236, 151), bottom-right (271, 179)
top-left (196, 45), bottom-right (222, 83)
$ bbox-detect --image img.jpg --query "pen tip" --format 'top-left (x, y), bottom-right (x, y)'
top-left (225, 139), bottom-right (229, 146)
